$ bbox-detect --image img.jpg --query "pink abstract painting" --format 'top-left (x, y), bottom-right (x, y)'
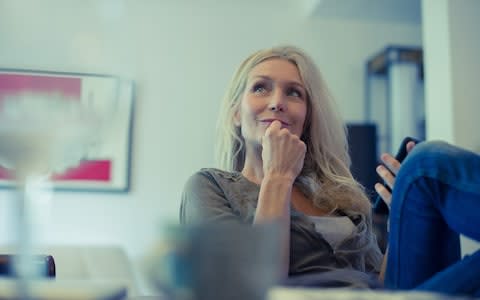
top-left (0, 72), bottom-right (114, 187)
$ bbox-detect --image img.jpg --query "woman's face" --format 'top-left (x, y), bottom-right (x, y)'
top-left (235, 58), bottom-right (308, 147)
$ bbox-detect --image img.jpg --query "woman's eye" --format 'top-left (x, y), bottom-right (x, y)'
top-left (252, 83), bottom-right (267, 94)
top-left (287, 88), bottom-right (303, 98)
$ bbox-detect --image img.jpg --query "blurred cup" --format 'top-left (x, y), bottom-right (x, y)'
top-left (149, 222), bottom-right (282, 300)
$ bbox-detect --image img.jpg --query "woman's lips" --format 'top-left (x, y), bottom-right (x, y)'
top-left (259, 119), bottom-right (290, 127)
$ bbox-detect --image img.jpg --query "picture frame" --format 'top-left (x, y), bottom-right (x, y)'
top-left (0, 69), bottom-right (135, 192)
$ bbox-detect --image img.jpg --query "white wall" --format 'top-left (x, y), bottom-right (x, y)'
top-left (0, 0), bottom-right (421, 262)
top-left (423, 0), bottom-right (480, 152)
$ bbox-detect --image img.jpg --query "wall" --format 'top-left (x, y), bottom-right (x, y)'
top-left (422, 0), bottom-right (480, 255)
top-left (0, 0), bottom-right (422, 263)
top-left (422, 0), bottom-right (480, 152)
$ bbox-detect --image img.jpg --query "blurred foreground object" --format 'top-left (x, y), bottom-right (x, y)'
top-left (0, 254), bottom-right (55, 278)
top-left (0, 93), bottom-right (102, 177)
top-left (146, 222), bottom-right (281, 300)
top-left (0, 92), bottom-right (113, 299)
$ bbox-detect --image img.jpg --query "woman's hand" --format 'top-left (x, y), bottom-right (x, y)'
top-left (375, 141), bottom-right (416, 208)
top-left (261, 120), bottom-right (306, 182)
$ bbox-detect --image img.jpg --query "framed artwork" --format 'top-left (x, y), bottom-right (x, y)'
top-left (0, 69), bottom-right (135, 192)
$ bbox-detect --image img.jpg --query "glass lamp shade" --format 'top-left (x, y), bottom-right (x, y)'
top-left (0, 93), bottom-right (102, 178)
top-left (0, 92), bottom-right (107, 298)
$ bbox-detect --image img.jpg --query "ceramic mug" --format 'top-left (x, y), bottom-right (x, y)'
top-left (149, 222), bottom-right (282, 300)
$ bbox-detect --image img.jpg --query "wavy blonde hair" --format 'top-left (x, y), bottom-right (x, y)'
top-left (215, 46), bottom-right (371, 215)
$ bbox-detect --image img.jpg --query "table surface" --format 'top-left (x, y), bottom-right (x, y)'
top-left (127, 288), bottom-right (475, 300)
top-left (0, 278), bottom-right (472, 300)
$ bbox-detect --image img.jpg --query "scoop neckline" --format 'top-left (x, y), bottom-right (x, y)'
top-left (230, 170), bottom-right (345, 218)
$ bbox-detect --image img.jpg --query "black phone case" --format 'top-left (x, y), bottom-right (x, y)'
top-left (372, 136), bottom-right (422, 214)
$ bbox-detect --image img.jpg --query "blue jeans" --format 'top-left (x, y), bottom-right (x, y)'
top-left (385, 141), bottom-right (480, 296)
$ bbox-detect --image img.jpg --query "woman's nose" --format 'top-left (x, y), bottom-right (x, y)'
top-left (268, 90), bottom-right (286, 112)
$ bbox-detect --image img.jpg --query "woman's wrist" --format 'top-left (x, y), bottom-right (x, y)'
top-left (256, 174), bottom-right (294, 218)
top-left (263, 171), bottom-right (297, 185)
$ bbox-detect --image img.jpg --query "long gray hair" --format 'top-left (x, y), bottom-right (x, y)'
top-left (215, 46), bottom-right (371, 215)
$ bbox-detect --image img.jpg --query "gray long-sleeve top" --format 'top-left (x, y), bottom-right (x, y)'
top-left (180, 168), bottom-right (383, 288)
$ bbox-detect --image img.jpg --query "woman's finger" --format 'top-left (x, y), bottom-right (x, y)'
top-left (375, 183), bottom-right (392, 208)
top-left (406, 141), bottom-right (416, 153)
top-left (380, 153), bottom-right (401, 175)
top-left (376, 165), bottom-right (395, 189)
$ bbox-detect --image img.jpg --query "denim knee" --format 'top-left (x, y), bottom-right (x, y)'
top-left (401, 141), bottom-right (454, 172)
top-left (398, 140), bottom-right (480, 197)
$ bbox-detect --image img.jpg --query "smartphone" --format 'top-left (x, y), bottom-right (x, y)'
top-left (372, 136), bottom-right (421, 214)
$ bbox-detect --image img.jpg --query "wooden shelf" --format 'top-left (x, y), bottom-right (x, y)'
top-left (367, 46), bottom-right (423, 77)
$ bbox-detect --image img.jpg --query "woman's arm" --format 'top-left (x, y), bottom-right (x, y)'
top-left (254, 121), bottom-right (306, 278)
top-left (254, 174), bottom-right (294, 278)
top-left (379, 248), bottom-right (388, 283)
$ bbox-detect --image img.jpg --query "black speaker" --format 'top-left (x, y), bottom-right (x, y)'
top-left (346, 123), bottom-right (378, 201)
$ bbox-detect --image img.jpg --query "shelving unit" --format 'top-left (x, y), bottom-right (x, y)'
top-left (365, 46), bottom-right (424, 154)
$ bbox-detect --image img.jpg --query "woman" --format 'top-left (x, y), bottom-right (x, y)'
top-left (180, 45), bottom-right (480, 296)
top-left (180, 45), bottom-right (383, 288)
